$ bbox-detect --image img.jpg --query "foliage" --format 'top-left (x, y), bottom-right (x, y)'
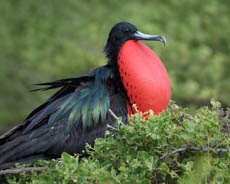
top-left (0, 0), bottom-right (230, 127)
top-left (2, 101), bottom-right (230, 183)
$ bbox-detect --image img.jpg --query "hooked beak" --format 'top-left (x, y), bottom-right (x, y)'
top-left (132, 31), bottom-right (166, 46)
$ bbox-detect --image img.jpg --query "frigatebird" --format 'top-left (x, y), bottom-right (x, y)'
top-left (0, 22), bottom-right (171, 170)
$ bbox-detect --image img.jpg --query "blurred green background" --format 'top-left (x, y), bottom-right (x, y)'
top-left (0, 0), bottom-right (230, 132)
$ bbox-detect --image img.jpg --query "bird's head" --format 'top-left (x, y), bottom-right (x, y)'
top-left (104, 22), bottom-right (166, 63)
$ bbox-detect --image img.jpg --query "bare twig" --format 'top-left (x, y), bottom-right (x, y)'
top-left (160, 146), bottom-right (228, 160)
top-left (109, 109), bottom-right (125, 125)
top-left (0, 166), bottom-right (48, 175)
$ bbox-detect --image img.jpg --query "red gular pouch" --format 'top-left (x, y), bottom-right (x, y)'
top-left (118, 40), bottom-right (171, 117)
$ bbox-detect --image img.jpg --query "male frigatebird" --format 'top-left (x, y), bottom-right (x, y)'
top-left (0, 22), bottom-right (171, 170)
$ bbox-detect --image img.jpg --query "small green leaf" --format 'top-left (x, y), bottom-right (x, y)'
top-left (183, 119), bottom-right (196, 132)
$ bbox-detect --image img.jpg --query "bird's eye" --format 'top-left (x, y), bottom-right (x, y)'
top-left (124, 29), bottom-right (130, 33)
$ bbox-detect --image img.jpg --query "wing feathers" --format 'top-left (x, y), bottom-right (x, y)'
top-left (0, 66), bottom-right (129, 169)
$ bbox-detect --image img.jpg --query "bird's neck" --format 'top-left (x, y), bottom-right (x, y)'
top-left (104, 38), bottom-right (128, 67)
top-left (105, 44), bottom-right (131, 104)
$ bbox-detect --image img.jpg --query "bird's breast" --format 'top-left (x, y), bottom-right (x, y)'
top-left (118, 40), bottom-right (171, 115)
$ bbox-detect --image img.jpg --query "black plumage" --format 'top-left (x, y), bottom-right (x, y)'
top-left (0, 22), bottom-right (165, 170)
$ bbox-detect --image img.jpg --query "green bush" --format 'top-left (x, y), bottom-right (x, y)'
top-left (0, 0), bottom-right (230, 126)
top-left (2, 100), bottom-right (230, 183)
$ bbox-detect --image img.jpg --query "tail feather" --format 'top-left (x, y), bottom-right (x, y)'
top-left (0, 124), bottom-right (60, 169)
top-left (0, 135), bottom-right (50, 166)
top-left (0, 124), bottom-right (25, 145)
top-left (0, 125), bottom-right (49, 155)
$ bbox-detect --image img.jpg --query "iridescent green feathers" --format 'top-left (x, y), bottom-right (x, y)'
top-left (47, 67), bottom-right (113, 133)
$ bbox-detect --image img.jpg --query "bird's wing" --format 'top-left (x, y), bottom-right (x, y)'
top-left (25, 66), bottom-right (117, 134)
top-left (0, 66), bottom-right (128, 169)
top-left (0, 66), bottom-right (115, 141)
top-left (0, 73), bottom-right (93, 144)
